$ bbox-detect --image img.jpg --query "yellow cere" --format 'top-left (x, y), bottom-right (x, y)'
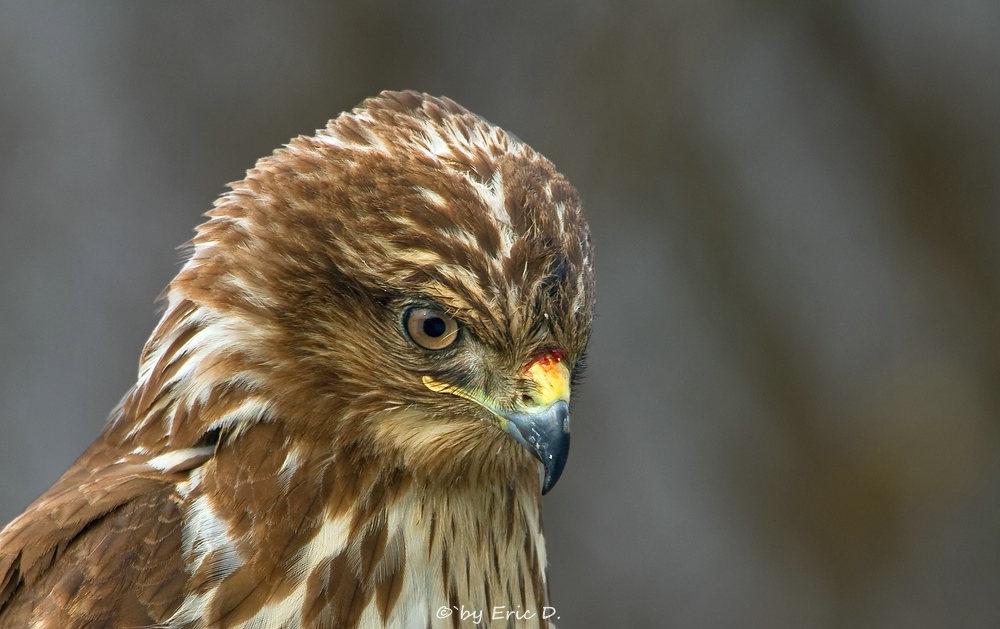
top-left (522, 351), bottom-right (571, 408)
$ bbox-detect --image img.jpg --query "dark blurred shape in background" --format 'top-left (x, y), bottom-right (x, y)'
top-left (1, 2), bottom-right (997, 627)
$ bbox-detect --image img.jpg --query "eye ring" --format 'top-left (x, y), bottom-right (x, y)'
top-left (403, 307), bottom-right (460, 350)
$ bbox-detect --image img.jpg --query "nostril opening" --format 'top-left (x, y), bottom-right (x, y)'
top-left (520, 393), bottom-right (534, 407)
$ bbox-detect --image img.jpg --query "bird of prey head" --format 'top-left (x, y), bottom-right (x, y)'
top-left (0, 91), bottom-right (594, 628)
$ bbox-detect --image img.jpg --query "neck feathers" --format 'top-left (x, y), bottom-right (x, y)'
top-left (154, 419), bottom-right (550, 629)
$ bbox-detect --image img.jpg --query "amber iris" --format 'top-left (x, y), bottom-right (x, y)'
top-left (404, 307), bottom-right (459, 350)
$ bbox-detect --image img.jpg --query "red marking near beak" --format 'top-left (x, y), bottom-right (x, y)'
top-left (527, 349), bottom-right (566, 370)
top-left (522, 349), bottom-right (571, 407)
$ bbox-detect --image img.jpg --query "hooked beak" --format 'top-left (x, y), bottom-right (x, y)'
top-left (494, 399), bottom-right (570, 494)
top-left (423, 351), bottom-right (572, 494)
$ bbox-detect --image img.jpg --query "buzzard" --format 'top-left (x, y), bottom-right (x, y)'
top-left (0, 91), bottom-right (593, 628)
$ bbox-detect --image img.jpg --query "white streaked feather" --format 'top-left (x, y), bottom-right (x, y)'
top-left (277, 447), bottom-right (302, 492)
top-left (183, 494), bottom-right (243, 577)
top-left (290, 514), bottom-right (352, 581)
top-left (206, 397), bottom-right (272, 443)
top-left (417, 186), bottom-right (447, 209)
top-left (146, 446), bottom-right (214, 474)
top-left (235, 514), bottom-right (353, 628)
top-left (164, 493), bottom-right (243, 627)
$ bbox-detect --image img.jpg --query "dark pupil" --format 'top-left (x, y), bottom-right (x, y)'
top-left (422, 316), bottom-right (447, 338)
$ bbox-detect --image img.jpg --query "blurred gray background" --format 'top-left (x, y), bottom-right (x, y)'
top-left (1, 2), bottom-right (998, 627)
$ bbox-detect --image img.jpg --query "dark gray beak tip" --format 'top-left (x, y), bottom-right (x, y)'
top-left (539, 430), bottom-right (570, 495)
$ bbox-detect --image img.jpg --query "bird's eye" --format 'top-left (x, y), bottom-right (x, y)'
top-left (404, 307), bottom-right (460, 350)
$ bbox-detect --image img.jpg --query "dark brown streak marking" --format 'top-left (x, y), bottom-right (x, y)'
top-left (358, 515), bottom-right (389, 585)
top-left (375, 544), bottom-right (406, 624)
top-left (525, 533), bottom-right (547, 624)
top-left (427, 511), bottom-right (437, 560)
top-left (464, 554), bottom-right (471, 596)
top-left (440, 546), bottom-right (450, 597)
top-left (517, 565), bottom-right (526, 612)
top-left (504, 485), bottom-right (517, 544)
top-left (448, 588), bottom-right (460, 629)
top-left (484, 581), bottom-right (493, 624)
top-left (325, 552), bottom-right (367, 628)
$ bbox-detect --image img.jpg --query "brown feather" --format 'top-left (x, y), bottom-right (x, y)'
top-left (1, 90), bottom-right (593, 628)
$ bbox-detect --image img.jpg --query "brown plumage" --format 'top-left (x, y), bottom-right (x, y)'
top-left (0, 91), bottom-right (593, 628)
